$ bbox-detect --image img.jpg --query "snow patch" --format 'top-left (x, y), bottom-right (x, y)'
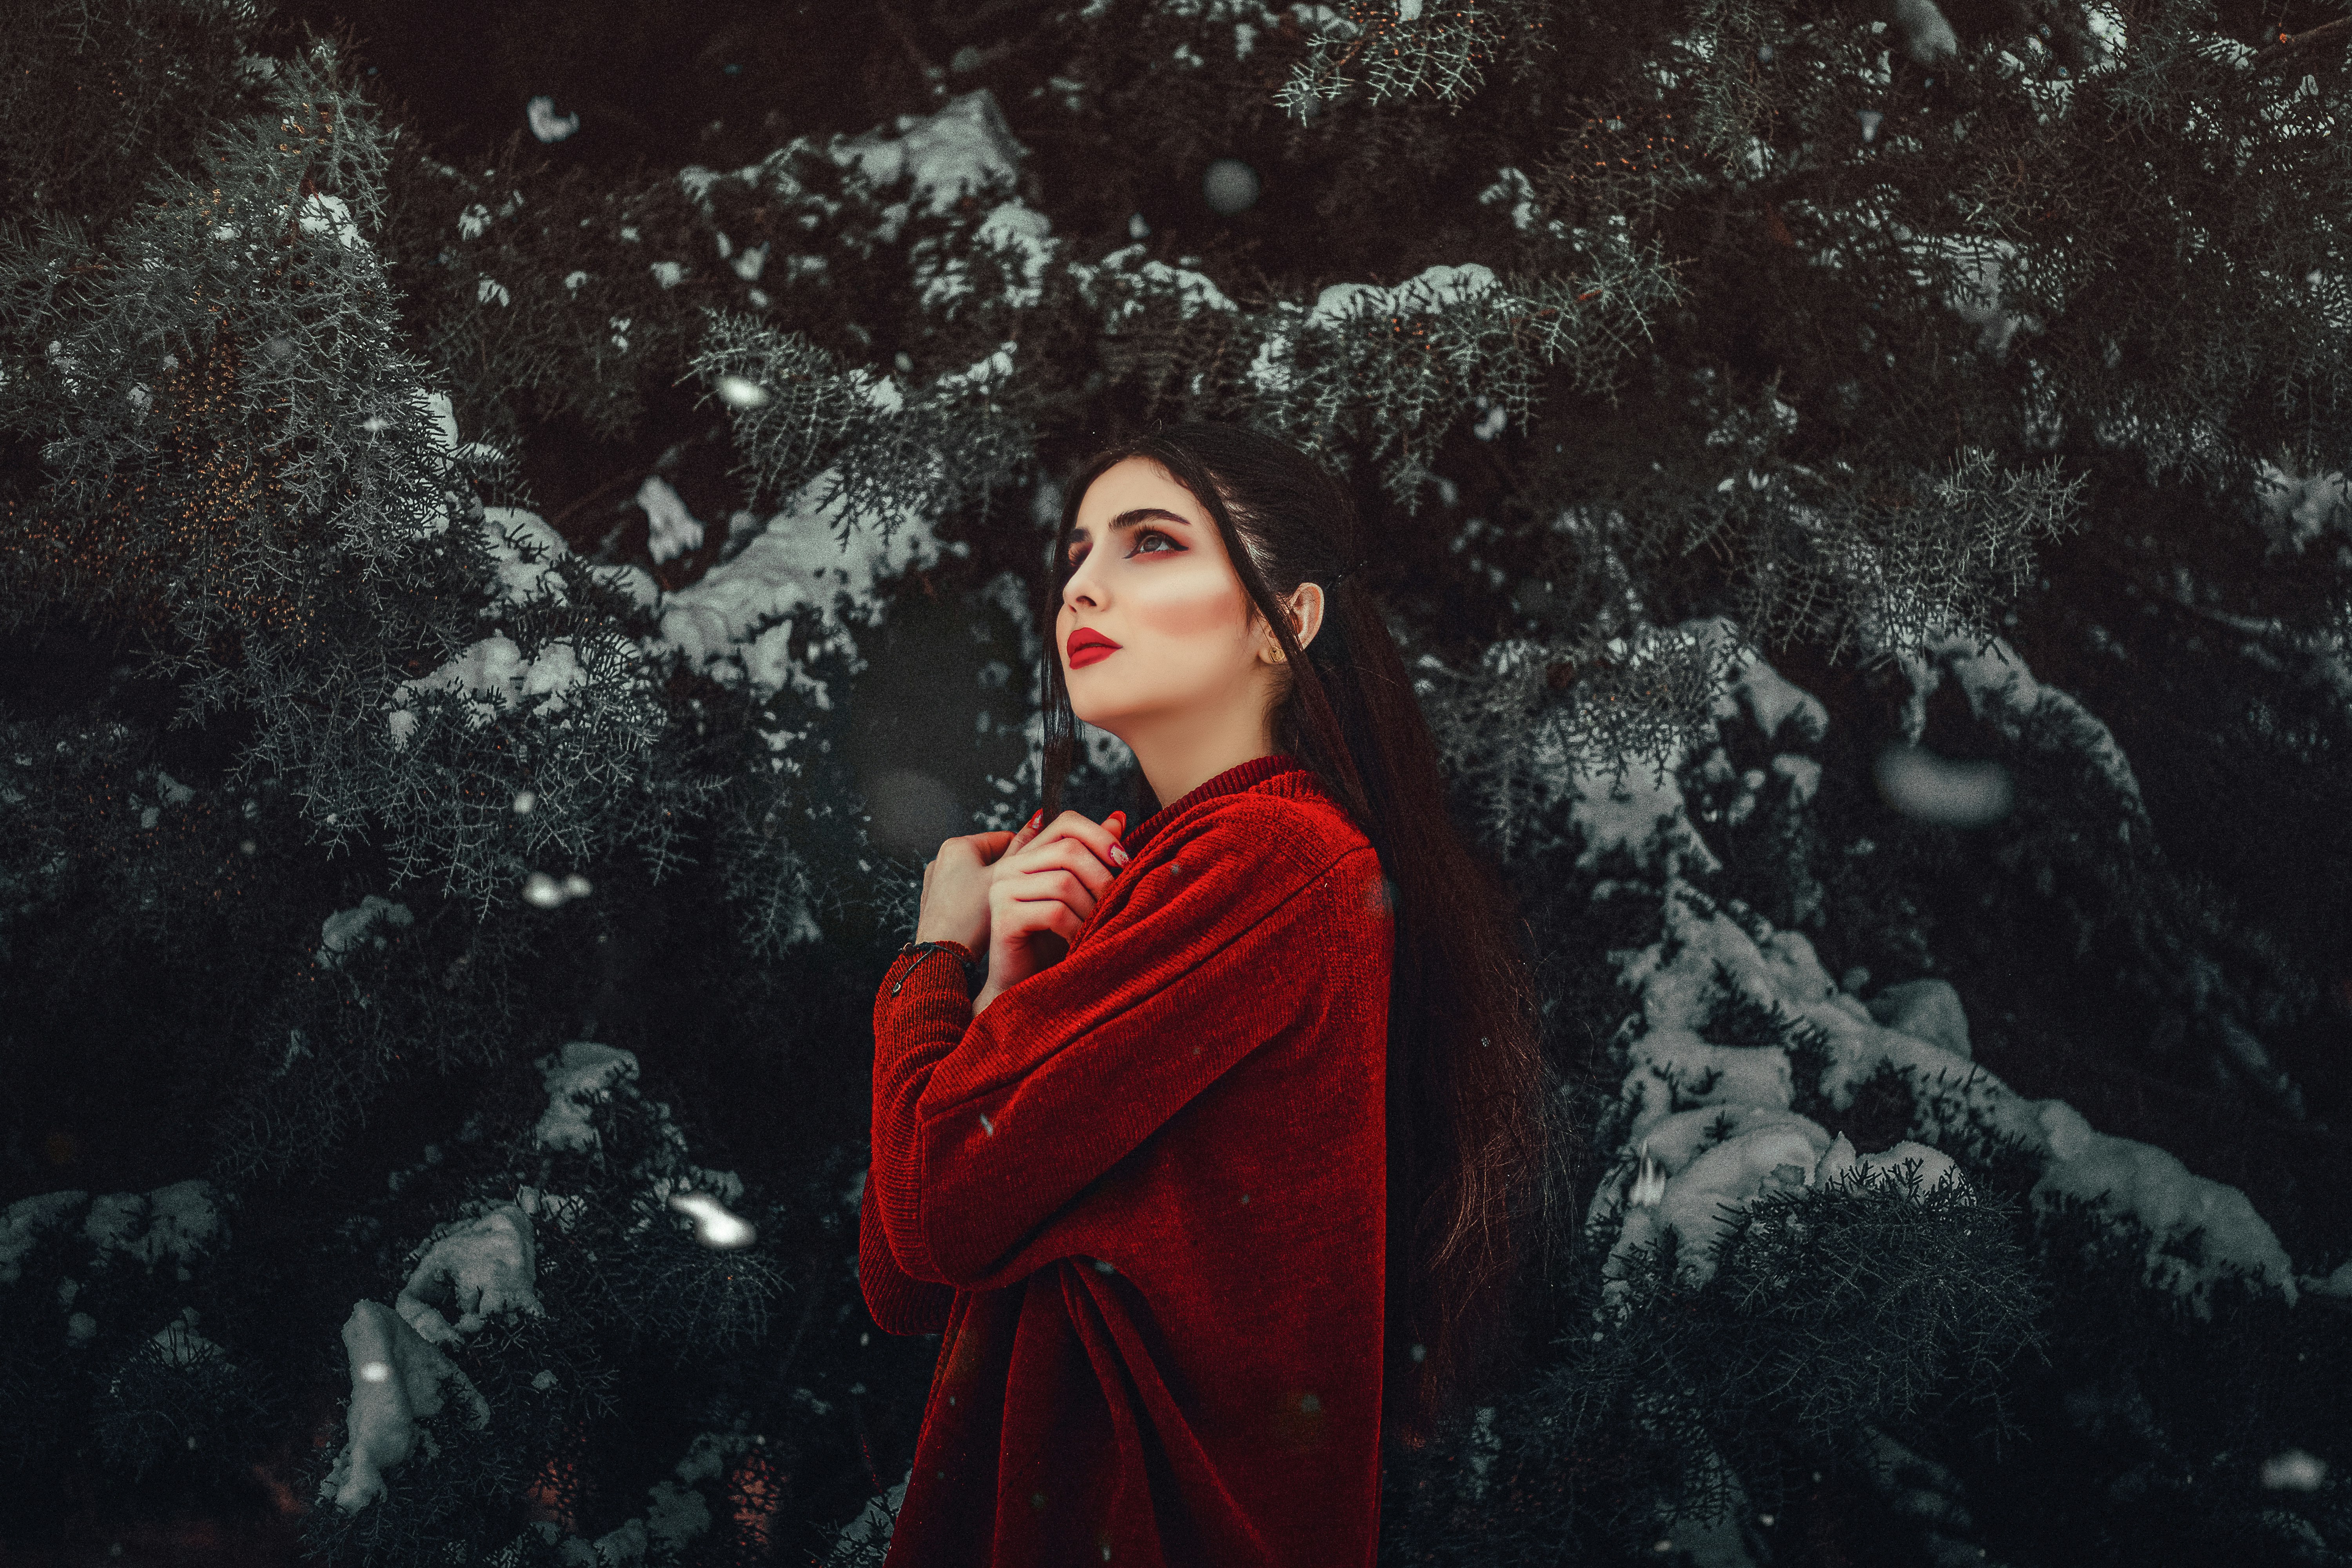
top-left (1889, 630), bottom-right (2143, 815)
top-left (637, 476), bottom-right (706, 564)
top-left (3, 1181), bottom-right (226, 1288)
top-left (317, 1299), bottom-right (492, 1514)
top-left (295, 192), bottom-right (364, 249)
top-left (1307, 262), bottom-right (1500, 327)
top-left (315, 895), bottom-right (414, 967)
top-left (1891, 227), bottom-right (2045, 358)
top-left (1706, 620), bottom-right (1830, 744)
top-left (2251, 455), bottom-right (2348, 553)
top-left (1079, 243), bottom-right (1238, 321)
top-left (1594, 877), bottom-right (2299, 1318)
top-left (1477, 167), bottom-right (1556, 237)
top-left (653, 470), bottom-right (959, 708)
top-left (534, 1040), bottom-right (639, 1154)
top-left (1573, 631), bottom-right (2304, 1320)
top-left (527, 96), bottom-right (581, 143)
top-left (836, 89), bottom-right (1024, 217)
top-left (918, 200), bottom-right (1057, 311)
top-left (394, 1203), bottom-right (545, 1347)
top-left (388, 635), bottom-right (593, 743)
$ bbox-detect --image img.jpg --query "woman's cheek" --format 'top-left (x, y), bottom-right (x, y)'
top-left (1130, 574), bottom-right (1247, 642)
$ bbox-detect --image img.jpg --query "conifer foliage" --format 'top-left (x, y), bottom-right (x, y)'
top-left (2, 0), bottom-right (2350, 1563)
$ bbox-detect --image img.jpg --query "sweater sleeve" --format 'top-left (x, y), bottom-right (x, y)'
top-left (868, 799), bottom-right (1369, 1290)
top-left (855, 1162), bottom-right (955, 1336)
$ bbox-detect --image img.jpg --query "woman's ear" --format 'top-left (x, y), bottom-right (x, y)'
top-left (1257, 584), bottom-right (1323, 664)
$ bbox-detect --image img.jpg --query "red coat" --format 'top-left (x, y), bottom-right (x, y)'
top-left (860, 751), bottom-right (1394, 1566)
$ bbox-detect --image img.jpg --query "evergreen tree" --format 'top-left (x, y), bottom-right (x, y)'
top-left (3, 0), bottom-right (2348, 1563)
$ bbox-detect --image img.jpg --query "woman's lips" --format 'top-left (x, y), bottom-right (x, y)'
top-left (1067, 628), bottom-right (1120, 668)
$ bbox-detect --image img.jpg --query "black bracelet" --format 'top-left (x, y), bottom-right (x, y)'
top-left (893, 940), bottom-right (986, 997)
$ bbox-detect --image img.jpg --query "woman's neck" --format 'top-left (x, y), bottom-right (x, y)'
top-left (1129, 723), bottom-right (1280, 811)
top-left (1143, 755), bottom-right (1263, 809)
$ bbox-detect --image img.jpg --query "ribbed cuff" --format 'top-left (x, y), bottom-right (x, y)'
top-left (888, 940), bottom-right (979, 998)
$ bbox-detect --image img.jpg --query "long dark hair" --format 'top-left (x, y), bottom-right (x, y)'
top-left (1035, 421), bottom-right (1583, 1455)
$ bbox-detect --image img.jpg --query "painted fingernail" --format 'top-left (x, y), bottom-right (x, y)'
top-left (1025, 809), bottom-right (1042, 831)
top-left (1110, 844), bottom-right (1130, 866)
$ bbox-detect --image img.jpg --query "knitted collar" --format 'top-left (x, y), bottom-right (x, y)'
top-left (1119, 752), bottom-right (1310, 861)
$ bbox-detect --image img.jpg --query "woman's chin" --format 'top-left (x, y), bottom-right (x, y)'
top-left (1069, 708), bottom-right (1127, 743)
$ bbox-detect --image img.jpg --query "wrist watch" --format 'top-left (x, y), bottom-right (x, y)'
top-left (894, 939), bottom-right (987, 997)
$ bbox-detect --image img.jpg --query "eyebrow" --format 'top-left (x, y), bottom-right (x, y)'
top-left (1063, 507), bottom-right (1193, 554)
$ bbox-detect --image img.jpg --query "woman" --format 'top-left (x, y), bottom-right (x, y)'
top-left (860, 423), bottom-right (1579, 1566)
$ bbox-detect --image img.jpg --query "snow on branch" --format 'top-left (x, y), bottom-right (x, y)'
top-left (1554, 632), bottom-right (2321, 1323)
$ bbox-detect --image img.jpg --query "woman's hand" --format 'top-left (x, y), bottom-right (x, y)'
top-left (975, 808), bottom-right (1129, 1010)
top-left (915, 821), bottom-right (1027, 955)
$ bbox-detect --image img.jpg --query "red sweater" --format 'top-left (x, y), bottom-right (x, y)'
top-left (860, 751), bottom-right (1394, 1566)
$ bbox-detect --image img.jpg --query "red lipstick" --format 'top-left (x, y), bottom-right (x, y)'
top-left (1066, 626), bottom-right (1120, 668)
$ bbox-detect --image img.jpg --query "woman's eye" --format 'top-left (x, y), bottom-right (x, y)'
top-left (1066, 528), bottom-right (1182, 569)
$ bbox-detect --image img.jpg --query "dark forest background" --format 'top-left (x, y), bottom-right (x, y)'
top-left (3, 0), bottom-right (2351, 1564)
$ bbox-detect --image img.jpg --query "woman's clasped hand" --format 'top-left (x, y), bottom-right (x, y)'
top-left (914, 806), bottom-right (1131, 1009)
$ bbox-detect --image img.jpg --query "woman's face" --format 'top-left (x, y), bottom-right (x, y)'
top-left (1056, 455), bottom-right (1313, 748)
